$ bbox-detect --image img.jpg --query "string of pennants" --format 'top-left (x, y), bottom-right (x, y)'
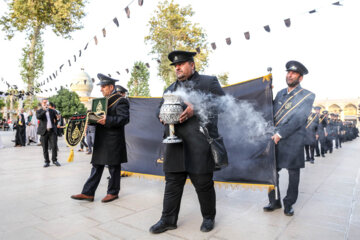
top-left (0, 0), bottom-right (344, 97)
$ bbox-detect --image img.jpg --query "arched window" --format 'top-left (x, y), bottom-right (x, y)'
top-left (344, 104), bottom-right (357, 116)
top-left (329, 104), bottom-right (341, 114)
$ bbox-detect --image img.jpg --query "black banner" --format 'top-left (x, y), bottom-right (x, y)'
top-left (65, 114), bottom-right (87, 147)
top-left (123, 75), bottom-right (276, 187)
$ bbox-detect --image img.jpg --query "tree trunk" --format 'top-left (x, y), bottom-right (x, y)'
top-left (27, 25), bottom-right (41, 106)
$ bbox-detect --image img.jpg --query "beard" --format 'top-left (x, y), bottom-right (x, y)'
top-left (286, 76), bottom-right (300, 88)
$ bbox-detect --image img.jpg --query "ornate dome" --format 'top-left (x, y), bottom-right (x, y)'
top-left (70, 69), bottom-right (93, 97)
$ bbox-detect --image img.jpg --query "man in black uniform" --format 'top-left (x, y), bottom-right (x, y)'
top-left (149, 50), bottom-right (225, 233)
top-left (334, 114), bottom-right (342, 148)
top-left (318, 110), bottom-right (328, 157)
top-left (71, 74), bottom-right (129, 203)
top-left (263, 60), bottom-right (315, 216)
top-left (304, 108), bottom-right (319, 164)
top-left (326, 113), bottom-right (337, 153)
top-left (313, 106), bottom-right (321, 157)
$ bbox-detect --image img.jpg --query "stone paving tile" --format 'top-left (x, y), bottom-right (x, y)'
top-left (0, 210), bottom-right (45, 233)
top-left (0, 131), bottom-right (360, 239)
top-left (347, 222), bottom-right (360, 240)
top-left (59, 227), bottom-right (126, 240)
top-left (0, 227), bottom-right (53, 240)
top-left (98, 221), bottom-right (183, 240)
top-left (80, 203), bottom-right (135, 223)
top-left (33, 213), bottom-right (100, 239)
top-left (278, 222), bottom-right (345, 240)
top-left (31, 201), bottom-right (89, 221)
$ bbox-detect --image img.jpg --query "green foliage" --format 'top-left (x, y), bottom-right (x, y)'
top-left (127, 61), bottom-right (151, 97)
top-left (23, 96), bottom-right (40, 110)
top-left (0, 98), bottom-right (5, 118)
top-left (48, 87), bottom-right (86, 119)
top-left (217, 72), bottom-right (229, 86)
top-left (0, 0), bottom-right (87, 93)
top-left (0, 98), bottom-right (5, 110)
top-left (145, 0), bottom-right (210, 88)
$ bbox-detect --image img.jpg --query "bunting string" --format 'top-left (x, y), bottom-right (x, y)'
top-left (0, 0), bottom-right (345, 97)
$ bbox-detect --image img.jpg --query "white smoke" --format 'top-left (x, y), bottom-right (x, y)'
top-left (172, 86), bottom-right (274, 146)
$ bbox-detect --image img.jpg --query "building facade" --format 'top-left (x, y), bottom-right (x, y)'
top-left (314, 98), bottom-right (360, 126)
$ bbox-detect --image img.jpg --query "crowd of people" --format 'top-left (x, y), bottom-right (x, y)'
top-left (0, 50), bottom-right (359, 235)
top-left (304, 109), bottom-right (359, 164)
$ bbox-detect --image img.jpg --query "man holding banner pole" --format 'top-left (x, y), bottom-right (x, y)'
top-left (71, 74), bottom-right (129, 203)
top-left (264, 61), bottom-right (315, 216)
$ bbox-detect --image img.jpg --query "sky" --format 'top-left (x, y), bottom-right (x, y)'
top-left (0, 0), bottom-right (359, 100)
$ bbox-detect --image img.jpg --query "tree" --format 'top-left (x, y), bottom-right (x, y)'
top-left (145, 0), bottom-right (210, 88)
top-left (127, 61), bottom-right (151, 97)
top-left (0, 0), bottom-right (87, 95)
top-left (0, 98), bottom-right (5, 119)
top-left (49, 87), bottom-right (86, 119)
top-left (217, 72), bottom-right (229, 86)
top-left (23, 96), bottom-right (39, 110)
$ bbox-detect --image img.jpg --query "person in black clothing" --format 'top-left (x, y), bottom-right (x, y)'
top-left (14, 109), bottom-right (26, 147)
top-left (71, 74), bottom-right (130, 203)
top-left (36, 99), bottom-right (61, 167)
top-left (263, 61), bottom-right (315, 216)
top-left (318, 111), bottom-right (328, 157)
top-left (304, 108), bottom-right (319, 164)
top-left (149, 50), bottom-right (225, 234)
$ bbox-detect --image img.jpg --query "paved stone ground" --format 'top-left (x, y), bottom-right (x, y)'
top-left (0, 130), bottom-right (359, 240)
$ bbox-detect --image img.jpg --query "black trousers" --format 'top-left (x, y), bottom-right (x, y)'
top-left (161, 172), bottom-right (216, 224)
top-left (41, 129), bottom-right (57, 163)
top-left (268, 168), bottom-right (300, 207)
top-left (326, 138), bottom-right (333, 153)
top-left (15, 126), bottom-right (26, 146)
top-left (81, 164), bottom-right (121, 196)
top-left (335, 135), bottom-right (341, 148)
top-left (315, 139), bottom-right (320, 156)
top-left (304, 145), bottom-right (315, 161)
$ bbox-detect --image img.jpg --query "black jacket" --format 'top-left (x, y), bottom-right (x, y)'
top-left (273, 85), bottom-right (315, 169)
top-left (304, 112), bottom-right (319, 146)
top-left (159, 71), bottom-right (225, 174)
top-left (91, 93), bottom-right (130, 166)
top-left (36, 108), bottom-right (58, 136)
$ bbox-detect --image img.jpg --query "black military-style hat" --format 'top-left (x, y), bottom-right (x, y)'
top-left (313, 106), bottom-right (321, 110)
top-left (286, 60), bottom-right (308, 75)
top-left (97, 73), bottom-right (119, 86)
top-left (322, 110), bottom-right (329, 114)
top-left (115, 84), bottom-right (128, 93)
top-left (168, 50), bottom-right (197, 66)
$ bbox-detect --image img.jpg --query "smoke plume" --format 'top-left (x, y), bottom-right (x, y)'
top-left (172, 86), bottom-right (275, 146)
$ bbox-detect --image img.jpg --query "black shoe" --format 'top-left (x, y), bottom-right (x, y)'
top-left (263, 201), bottom-right (282, 212)
top-left (315, 154), bottom-right (320, 157)
top-left (284, 206), bottom-right (294, 216)
top-left (53, 161), bottom-right (61, 167)
top-left (321, 154), bottom-right (325, 157)
top-left (149, 219), bottom-right (177, 234)
top-left (200, 218), bottom-right (215, 232)
top-left (305, 159), bottom-right (310, 162)
top-left (43, 163), bottom-right (50, 168)
top-left (310, 160), bottom-right (314, 164)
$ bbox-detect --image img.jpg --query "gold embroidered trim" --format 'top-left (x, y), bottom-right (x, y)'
top-left (275, 93), bottom-right (313, 127)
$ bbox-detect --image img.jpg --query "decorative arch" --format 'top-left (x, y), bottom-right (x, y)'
top-left (344, 104), bottom-right (357, 116)
top-left (328, 104), bottom-right (341, 114)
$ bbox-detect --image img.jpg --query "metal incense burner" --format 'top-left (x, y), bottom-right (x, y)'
top-left (159, 94), bottom-right (183, 144)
